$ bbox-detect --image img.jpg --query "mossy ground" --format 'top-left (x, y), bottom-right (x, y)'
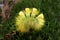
top-left (0, 0), bottom-right (60, 40)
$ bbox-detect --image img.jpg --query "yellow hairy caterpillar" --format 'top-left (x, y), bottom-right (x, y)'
top-left (15, 8), bottom-right (45, 33)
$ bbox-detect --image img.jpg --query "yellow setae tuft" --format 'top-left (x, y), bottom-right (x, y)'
top-left (15, 8), bottom-right (45, 33)
top-left (32, 8), bottom-right (39, 17)
top-left (25, 8), bottom-right (31, 16)
top-left (19, 11), bottom-right (25, 17)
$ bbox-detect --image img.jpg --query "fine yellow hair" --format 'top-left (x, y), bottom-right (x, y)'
top-left (15, 8), bottom-right (45, 33)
